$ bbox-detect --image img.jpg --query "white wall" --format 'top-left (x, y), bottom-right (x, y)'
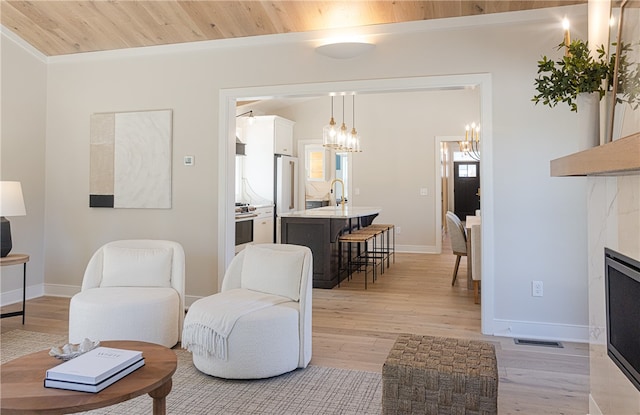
top-left (1, 5), bottom-right (591, 340)
top-left (1, 32), bottom-right (47, 304)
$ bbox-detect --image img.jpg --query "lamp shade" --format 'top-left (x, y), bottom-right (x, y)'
top-left (0, 181), bottom-right (26, 217)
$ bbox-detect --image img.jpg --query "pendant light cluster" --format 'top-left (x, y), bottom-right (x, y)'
top-left (323, 94), bottom-right (361, 152)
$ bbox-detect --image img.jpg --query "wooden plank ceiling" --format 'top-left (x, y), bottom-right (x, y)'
top-left (1, 1), bottom-right (586, 56)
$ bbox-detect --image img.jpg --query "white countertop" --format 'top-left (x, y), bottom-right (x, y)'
top-left (279, 206), bottom-right (382, 219)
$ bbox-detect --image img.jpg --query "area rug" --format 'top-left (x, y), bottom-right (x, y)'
top-left (0, 330), bottom-right (382, 414)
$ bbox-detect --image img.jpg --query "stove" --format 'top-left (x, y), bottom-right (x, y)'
top-left (235, 203), bottom-right (256, 250)
top-left (235, 203), bottom-right (257, 219)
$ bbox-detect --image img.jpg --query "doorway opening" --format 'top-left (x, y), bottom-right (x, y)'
top-left (220, 74), bottom-right (494, 334)
top-left (434, 137), bottom-right (483, 254)
top-left (453, 158), bottom-right (481, 219)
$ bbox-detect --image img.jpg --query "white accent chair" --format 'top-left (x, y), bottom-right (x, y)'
top-left (68, 240), bottom-right (185, 348)
top-left (446, 211), bottom-right (467, 286)
top-left (182, 243), bottom-right (312, 379)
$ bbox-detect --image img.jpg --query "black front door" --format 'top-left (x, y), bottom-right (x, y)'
top-left (453, 161), bottom-right (480, 219)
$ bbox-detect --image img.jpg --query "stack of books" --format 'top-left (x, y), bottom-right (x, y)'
top-left (44, 346), bottom-right (145, 393)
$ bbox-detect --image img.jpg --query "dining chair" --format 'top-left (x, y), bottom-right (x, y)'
top-left (445, 211), bottom-right (467, 286)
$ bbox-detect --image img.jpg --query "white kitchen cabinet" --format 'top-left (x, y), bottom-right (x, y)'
top-left (253, 206), bottom-right (274, 244)
top-left (239, 115), bottom-right (295, 202)
top-left (274, 117), bottom-right (294, 156)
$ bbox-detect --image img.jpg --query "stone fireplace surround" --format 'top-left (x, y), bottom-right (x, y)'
top-left (550, 130), bottom-right (640, 413)
top-left (588, 175), bottom-right (640, 414)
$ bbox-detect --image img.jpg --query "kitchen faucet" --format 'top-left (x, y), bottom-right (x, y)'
top-left (330, 178), bottom-right (346, 208)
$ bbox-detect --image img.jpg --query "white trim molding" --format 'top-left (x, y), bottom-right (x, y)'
top-left (219, 73), bottom-right (495, 335)
top-left (1, 25), bottom-right (48, 63)
top-left (43, 284), bottom-right (80, 298)
top-left (0, 284), bottom-right (44, 307)
top-left (397, 245), bottom-right (439, 254)
top-left (492, 318), bottom-right (589, 343)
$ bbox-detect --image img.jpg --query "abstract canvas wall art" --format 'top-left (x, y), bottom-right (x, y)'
top-left (90, 109), bottom-right (172, 208)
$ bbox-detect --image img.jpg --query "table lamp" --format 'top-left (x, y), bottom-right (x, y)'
top-left (0, 181), bottom-right (27, 257)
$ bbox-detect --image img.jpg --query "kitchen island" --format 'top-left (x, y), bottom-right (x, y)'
top-left (280, 206), bottom-right (382, 288)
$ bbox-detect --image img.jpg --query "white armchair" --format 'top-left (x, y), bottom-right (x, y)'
top-left (68, 240), bottom-right (185, 348)
top-left (182, 243), bottom-right (313, 379)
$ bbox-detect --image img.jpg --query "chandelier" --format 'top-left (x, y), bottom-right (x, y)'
top-left (459, 122), bottom-right (480, 161)
top-left (323, 94), bottom-right (361, 152)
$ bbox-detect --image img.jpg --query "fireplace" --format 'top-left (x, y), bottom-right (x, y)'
top-left (605, 248), bottom-right (640, 392)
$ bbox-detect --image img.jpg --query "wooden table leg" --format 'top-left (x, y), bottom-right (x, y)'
top-left (149, 378), bottom-right (172, 415)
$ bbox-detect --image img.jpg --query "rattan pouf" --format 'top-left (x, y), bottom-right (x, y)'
top-left (382, 334), bottom-right (498, 415)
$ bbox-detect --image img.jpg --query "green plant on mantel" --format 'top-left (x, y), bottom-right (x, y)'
top-left (532, 39), bottom-right (609, 112)
top-left (533, 38), bottom-right (640, 112)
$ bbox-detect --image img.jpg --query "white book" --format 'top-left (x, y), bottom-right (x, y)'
top-left (46, 346), bottom-right (143, 384)
top-left (45, 358), bottom-right (145, 393)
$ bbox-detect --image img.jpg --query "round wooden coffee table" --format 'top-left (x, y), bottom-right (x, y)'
top-left (0, 340), bottom-right (177, 415)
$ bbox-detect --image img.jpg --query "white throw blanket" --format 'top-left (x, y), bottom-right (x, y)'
top-left (181, 288), bottom-right (289, 360)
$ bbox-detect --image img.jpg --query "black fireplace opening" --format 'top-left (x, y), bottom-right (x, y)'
top-left (605, 247), bottom-right (640, 392)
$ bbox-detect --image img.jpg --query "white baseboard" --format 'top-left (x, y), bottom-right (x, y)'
top-left (0, 284), bottom-right (45, 306)
top-left (589, 394), bottom-right (603, 415)
top-left (397, 244), bottom-right (439, 254)
top-left (9, 286), bottom-right (590, 345)
top-left (44, 284), bottom-right (81, 298)
top-left (492, 318), bottom-right (589, 343)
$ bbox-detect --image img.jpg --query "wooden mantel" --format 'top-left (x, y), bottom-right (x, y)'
top-left (550, 132), bottom-right (640, 176)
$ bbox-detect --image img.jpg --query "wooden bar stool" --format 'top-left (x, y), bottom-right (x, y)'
top-left (350, 227), bottom-right (384, 279)
top-left (338, 228), bottom-right (382, 289)
top-left (353, 227), bottom-right (385, 277)
top-left (366, 224), bottom-right (395, 268)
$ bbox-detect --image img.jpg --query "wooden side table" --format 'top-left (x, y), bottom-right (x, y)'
top-left (0, 254), bottom-right (29, 324)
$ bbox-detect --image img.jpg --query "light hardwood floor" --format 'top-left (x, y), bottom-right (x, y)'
top-left (0, 243), bottom-right (589, 414)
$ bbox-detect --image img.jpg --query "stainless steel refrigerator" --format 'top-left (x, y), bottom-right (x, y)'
top-left (275, 155), bottom-right (298, 243)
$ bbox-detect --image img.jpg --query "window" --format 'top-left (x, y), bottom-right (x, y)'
top-left (305, 145), bottom-right (328, 181)
top-left (458, 163), bottom-right (477, 178)
top-left (335, 153), bottom-right (350, 201)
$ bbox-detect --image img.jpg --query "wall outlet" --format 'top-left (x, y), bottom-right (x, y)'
top-left (355, 188), bottom-right (360, 195)
top-left (532, 280), bottom-right (543, 297)
top-left (420, 187), bottom-right (428, 196)
top-left (184, 155), bottom-right (195, 166)
top-left (396, 226), bottom-right (402, 235)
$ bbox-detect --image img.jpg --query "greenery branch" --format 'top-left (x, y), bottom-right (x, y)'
top-left (532, 39), bottom-right (610, 112)
top-left (533, 38), bottom-right (640, 113)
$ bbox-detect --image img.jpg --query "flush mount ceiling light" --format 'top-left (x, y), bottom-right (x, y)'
top-left (315, 41), bottom-right (375, 59)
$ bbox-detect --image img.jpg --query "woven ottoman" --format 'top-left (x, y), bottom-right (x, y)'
top-left (382, 334), bottom-right (498, 415)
